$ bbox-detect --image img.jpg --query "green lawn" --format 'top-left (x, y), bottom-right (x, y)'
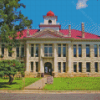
top-left (44, 77), bottom-right (100, 90)
top-left (0, 77), bottom-right (41, 90)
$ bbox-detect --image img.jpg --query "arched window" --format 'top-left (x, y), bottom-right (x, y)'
top-left (48, 20), bottom-right (52, 24)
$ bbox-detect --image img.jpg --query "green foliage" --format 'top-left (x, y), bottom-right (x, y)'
top-left (44, 77), bottom-right (100, 90)
top-left (0, 78), bottom-right (41, 90)
top-left (0, 60), bottom-right (25, 77)
top-left (0, 0), bottom-right (32, 49)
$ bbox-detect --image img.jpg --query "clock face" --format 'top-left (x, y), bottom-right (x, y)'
top-left (48, 20), bottom-right (52, 24)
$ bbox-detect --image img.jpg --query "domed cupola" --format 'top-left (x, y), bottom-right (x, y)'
top-left (39, 11), bottom-right (61, 31)
top-left (47, 10), bottom-right (55, 16)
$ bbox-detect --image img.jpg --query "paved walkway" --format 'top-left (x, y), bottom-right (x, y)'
top-left (24, 77), bottom-right (47, 90)
top-left (0, 90), bottom-right (100, 94)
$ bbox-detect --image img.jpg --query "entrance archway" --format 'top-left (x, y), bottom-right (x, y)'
top-left (44, 62), bottom-right (52, 75)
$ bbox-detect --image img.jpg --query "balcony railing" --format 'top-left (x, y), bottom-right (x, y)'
top-left (44, 53), bottom-right (53, 57)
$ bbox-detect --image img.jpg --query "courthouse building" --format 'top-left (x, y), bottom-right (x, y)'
top-left (0, 11), bottom-right (100, 77)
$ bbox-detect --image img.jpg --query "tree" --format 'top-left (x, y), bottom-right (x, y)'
top-left (0, 60), bottom-right (25, 84)
top-left (0, 0), bottom-right (32, 48)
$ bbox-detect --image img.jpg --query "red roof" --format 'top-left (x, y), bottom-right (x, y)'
top-left (47, 11), bottom-right (55, 16)
top-left (16, 29), bottom-right (38, 39)
top-left (60, 30), bottom-right (100, 39)
top-left (16, 29), bottom-right (100, 39)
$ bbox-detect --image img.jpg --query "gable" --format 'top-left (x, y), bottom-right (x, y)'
top-left (29, 29), bottom-right (66, 38)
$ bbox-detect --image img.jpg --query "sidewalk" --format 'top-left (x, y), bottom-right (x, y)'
top-left (24, 77), bottom-right (47, 90)
top-left (0, 90), bottom-right (100, 94)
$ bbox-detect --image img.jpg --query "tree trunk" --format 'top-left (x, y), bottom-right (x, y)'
top-left (8, 75), bottom-right (13, 85)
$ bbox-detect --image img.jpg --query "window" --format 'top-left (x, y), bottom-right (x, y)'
top-left (86, 62), bottom-right (90, 72)
top-left (1, 44), bottom-right (4, 56)
top-left (48, 20), bottom-right (52, 24)
top-left (86, 45), bottom-right (90, 57)
top-left (31, 62), bottom-right (33, 72)
top-left (16, 45), bottom-right (19, 57)
top-left (94, 45), bottom-right (98, 57)
top-left (63, 62), bottom-right (66, 72)
top-left (95, 62), bottom-right (98, 72)
top-left (8, 45), bottom-right (12, 57)
top-left (36, 62), bottom-right (38, 72)
top-left (21, 44), bottom-right (24, 57)
top-left (44, 44), bottom-right (52, 57)
top-left (73, 62), bottom-right (77, 72)
top-left (78, 45), bottom-right (82, 57)
top-left (35, 44), bottom-right (39, 57)
top-left (63, 44), bottom-right (66, 57)
top-left (79, 62), bottom-right (82, 72)
top-left (58, 62), bottom-right (61, 73)
top-left (31, 44), bottom-right (34, 57)
top-left (58, 44), bottom-right (61, 57)
top-left (73, 45), bottom-right (77, 57)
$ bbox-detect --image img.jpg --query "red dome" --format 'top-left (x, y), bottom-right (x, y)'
top-left (47, 11), bottom-right (55, 16)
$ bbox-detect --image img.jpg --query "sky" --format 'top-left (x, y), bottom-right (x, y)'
top-left (19, 0), bottom-right (100, 35)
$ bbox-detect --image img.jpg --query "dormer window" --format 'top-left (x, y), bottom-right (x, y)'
top-left (48, 20), bottom-right (52, 24)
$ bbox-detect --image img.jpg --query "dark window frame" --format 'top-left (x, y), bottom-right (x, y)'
top-left (31, 44), bottom-right (34, 57)
top-left (63, 44), bottom-right (66, 57)
top-left (95, 62), bottom-right (98, 72)
top-left (31, 62), bottom-right (33, 72)
top-left (35, 44), bottom-right (39, 57)
top-left (1, 44), bottom-right (4, 56)
top-left (36, 62), bottom-right (38, 72)
top-left (58, 44), bottom-right (61, 57)
top-left (16, 46), bottom-right (19, 57)
top-left (94, 44), bottom-right (98, 57)
top-left (58, 62), bottom-right (61, 73)
top-left (86, 45), bottom-right (90, 57)
top-left (63, 62), bottom-right (66, 72)
top-left (44, 44), bottom-right (52, 57)
top-left (86, 62), bottom-right (90, 72)
top-left (21, 44), bottom-right (24, 57)
top-left (73, 62), bottom-right (77, 72)
top-left (79, 62), bottom-right (82, 72)
top-left (73, 45), bottom-right (77, 57)
top-left (78, 45), bottom-right (82, 57)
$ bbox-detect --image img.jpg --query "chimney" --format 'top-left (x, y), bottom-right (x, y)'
top-left (27, 27), bottom-right (30, 36)
top-left (68, 25), bottom-right (71, 37)
top-left (82, 22), bottom-right (85, 38)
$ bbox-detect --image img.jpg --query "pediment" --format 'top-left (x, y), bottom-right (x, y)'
top-left (30, 29), bottom-right (66, 38)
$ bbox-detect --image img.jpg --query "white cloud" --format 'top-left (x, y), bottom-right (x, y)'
top-left (76, 0), bottom-right (88, 9)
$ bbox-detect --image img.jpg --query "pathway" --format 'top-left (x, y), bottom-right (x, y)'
top-left (24, 77), bottom-right (47, 90)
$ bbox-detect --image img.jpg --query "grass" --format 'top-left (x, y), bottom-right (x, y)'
top-left (44, 77), bottom-right (100, 90)
top-left (0, 77), bottom-right (41, 90)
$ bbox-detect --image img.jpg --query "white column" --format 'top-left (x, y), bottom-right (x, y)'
top-left (67, 43), bottom-right (72, 73)
top-left (98, 44), bottom-right (99, 57)
top-left (61, 44), bottom-right (63, 57)
top-left (39, 44), bottom-right (44, 73)
top-left (34, 44), bottom-right (36, 57)
top-left (54, 43), bottom-right (57, 73)
top-left (33, 61), bottom-right (36, 73)
top-left (61, 62), bottom-right (63, 73)
top-left (26, 43), bottom-right (30, 72)
top-left (98, 62), bottom-right (100, 73)
top-left (77, 44), bottom-right (78, 57)
top-left (77, 62), bottom-right (79, 73)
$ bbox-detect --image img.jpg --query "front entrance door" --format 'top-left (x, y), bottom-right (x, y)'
top-left (44, 62), bottom-right (52, 75)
